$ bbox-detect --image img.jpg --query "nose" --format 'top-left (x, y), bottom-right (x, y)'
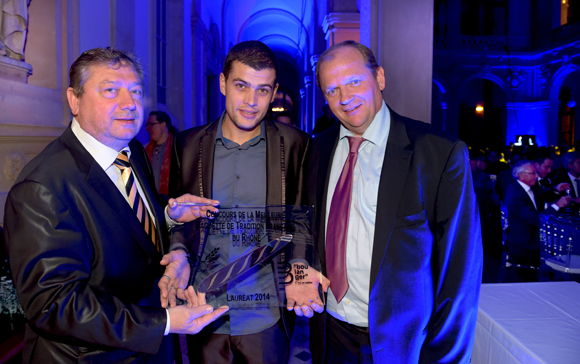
top-left (339, 88), bottom-right (354, 105)
top-left (119, 88), bottom-right (137, 111)
top-left (244, 90), bottom-right (258, 107)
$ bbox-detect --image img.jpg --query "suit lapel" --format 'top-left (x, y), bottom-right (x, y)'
top-left (370, 110), bottom-right (413, 291)
top-left (61, 126), bottom-right (160, 259)
top-left (265, 119), bottom-right (283, 205)
top-left (200, 121), bottom-right (218, 198)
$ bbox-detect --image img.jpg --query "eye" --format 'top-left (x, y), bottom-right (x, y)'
top-left (235, 84), bottom-right (246, 90)
top-left (350, 80), bottom-right (361, 86)
top-left (258, 88), bottom-right (270, 94)
top-left (102, 88), bottom-right (118, 98)
top-left (131, 89), bottom-right (143, 98)
top-left (327, 88), bottom-right (337, 97)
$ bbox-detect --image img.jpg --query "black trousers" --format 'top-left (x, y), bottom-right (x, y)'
top-left (186, 319), bottom-right (289, 364)
top-left (325, 315), bottom-right (373, 364)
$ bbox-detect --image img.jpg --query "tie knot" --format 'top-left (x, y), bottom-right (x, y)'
top-left (113, 151), bottom-right (130, 169)
top-left (347, 136), bottom-right (365, 154)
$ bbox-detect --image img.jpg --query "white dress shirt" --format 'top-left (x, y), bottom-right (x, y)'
top-left (517, 180), bottom-right (537, 210)
top-left (325, 102), bottom-right (390, 327)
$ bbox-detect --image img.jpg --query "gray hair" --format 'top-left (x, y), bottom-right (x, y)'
top-left (512, 160), bottom-right (535, 179)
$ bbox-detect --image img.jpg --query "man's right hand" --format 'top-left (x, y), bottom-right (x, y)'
top-left (159, 249), bottom-right (190, 308)
top-left (167, 304), bottom-right (228, 335)
top-left (556, 195), bottom-right (572, 208)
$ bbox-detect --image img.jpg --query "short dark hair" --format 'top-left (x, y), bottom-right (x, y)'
top-left (149, 111), bottom-right (171, 127)
top-left (149, 111), bottom-right (178, 134)
top-left (316, 40), bottom-right (380, 89)
top-left (562, 151), bottom-right (580, 171)
top-left (534, 155), bottom-right (552, 165)
top-left (222, 41), bottom-right (278, 82)
top-left (69, 47), bottom-right (144, 97)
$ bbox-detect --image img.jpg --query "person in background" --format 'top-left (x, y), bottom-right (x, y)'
top-left (554, 151), bottom-right (580, 211)
top-left (145, 111), bottom-right (177, 195)
top-left (273, 110), bottom-right (294, 125)
top-left (504, 160), bottom-right (571, 282)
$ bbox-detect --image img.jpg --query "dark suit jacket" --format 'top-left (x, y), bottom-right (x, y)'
top-left (554, 173), bottom-right (578, 198)
top-left (307, 106), bottom-right (483, 364)
top-left (3, 126), bottom-right (172, 364)
top-left (505, 181), bottom-right (558, 261)
top-left (554, 172), bottom-right (580, 212)
top-left (169, 116), bottom-right (310, 338)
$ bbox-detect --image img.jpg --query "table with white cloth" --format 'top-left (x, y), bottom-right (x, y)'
top-left (472, 282), bottom-right (580, 364)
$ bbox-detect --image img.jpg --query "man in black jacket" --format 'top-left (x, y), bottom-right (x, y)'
top-left (161, 41), bottom-right (320, 364)
top-left (3, 47), bottom-right (227, 364)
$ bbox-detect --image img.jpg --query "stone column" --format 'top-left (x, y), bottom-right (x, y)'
top-left (322, 13), bottom-right (360, 48)
top-left (361, 0), bottom-right (434, 123)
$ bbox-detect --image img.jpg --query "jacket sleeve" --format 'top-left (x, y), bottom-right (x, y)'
top-left (420, 141), bottom-right (483, 364)
top-left (3, 181), bottom-right (167, 355)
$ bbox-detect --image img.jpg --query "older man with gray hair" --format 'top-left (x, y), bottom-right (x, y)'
top-left (504, 160), bottom-right (570, 282)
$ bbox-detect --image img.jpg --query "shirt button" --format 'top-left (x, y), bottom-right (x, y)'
top-left (346, 299), bottom-right (351, 304)
top-left (236, 176), bottom-right (240, 179)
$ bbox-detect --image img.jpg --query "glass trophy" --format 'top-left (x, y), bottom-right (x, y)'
top-left (171, 205), bottom-right (324, 309)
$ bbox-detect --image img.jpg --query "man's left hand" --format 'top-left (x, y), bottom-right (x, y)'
top-left (285, 264), bottom-right (330, 318)
top-left (167, 194), bottom-right (219, 223)
top-left (159, 249), bottom-right (190, 308)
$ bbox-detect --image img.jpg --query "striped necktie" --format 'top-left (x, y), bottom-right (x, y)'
top-left (113, 151), bottom-right (159, 251)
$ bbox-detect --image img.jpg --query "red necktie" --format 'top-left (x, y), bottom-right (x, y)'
top-left (326, 136), bottom-right (365, 302)
top-left (113, 151), bottom-right (159, 251)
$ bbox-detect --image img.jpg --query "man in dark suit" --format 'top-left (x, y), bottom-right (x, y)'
top-left (307, 41), bottom-right (483, 364)
top-left (554, 151), bottom-right (580, 211)
top-left (163, 41), bottom-right (314, 364)
top-left (504, 160), bottom-right (570, 281)
top-left (3, 48), bottom-right (227, 364)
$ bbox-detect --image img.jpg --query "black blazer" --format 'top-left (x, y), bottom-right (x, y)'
top-left (505, 180), bottom-right (558, 258)
top-left (168, 116), bottom-right (311, 338)
top-left (307, 106), bottom-right (483, 364)
top-left (3, 126), bottom-right (172, 363)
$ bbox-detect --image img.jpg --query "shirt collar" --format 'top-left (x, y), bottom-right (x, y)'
top-left (71, 118), bottom-right (129, 170)
top-left (338, 101), bottom-right (390, 147)
top-left (517, 179), bottom-right (532, 192)
top-left (215, 111), bottom-right (266, 150)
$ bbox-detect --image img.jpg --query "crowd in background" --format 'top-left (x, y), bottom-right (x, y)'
top-left (469, 141), bottom-right (580, 283)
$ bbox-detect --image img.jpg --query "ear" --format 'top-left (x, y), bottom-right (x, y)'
top-left (375, 66), bottom-right (385, 91)
top-left (270, 83), bottom-right (279, 103)
top-left (220, 73), bottom-right (227, 96)
top-left (66, 87), bottom-right (80, 116)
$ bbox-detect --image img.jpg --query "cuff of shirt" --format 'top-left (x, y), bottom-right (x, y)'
top-left (164, 309), bottom-right (171, 335)
top-left (165, 205), bottom-right (184, 229)
top-left (551, 203), bottom-right (560, 211)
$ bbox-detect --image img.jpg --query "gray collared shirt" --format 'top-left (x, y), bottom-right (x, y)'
top-left (194, 113), bottom-right (279, 336)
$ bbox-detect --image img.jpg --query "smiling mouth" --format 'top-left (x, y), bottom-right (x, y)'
top-left (239, 109), bottom-right (258, 117)
top-left (343, 105), bottom-right (361, 113)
